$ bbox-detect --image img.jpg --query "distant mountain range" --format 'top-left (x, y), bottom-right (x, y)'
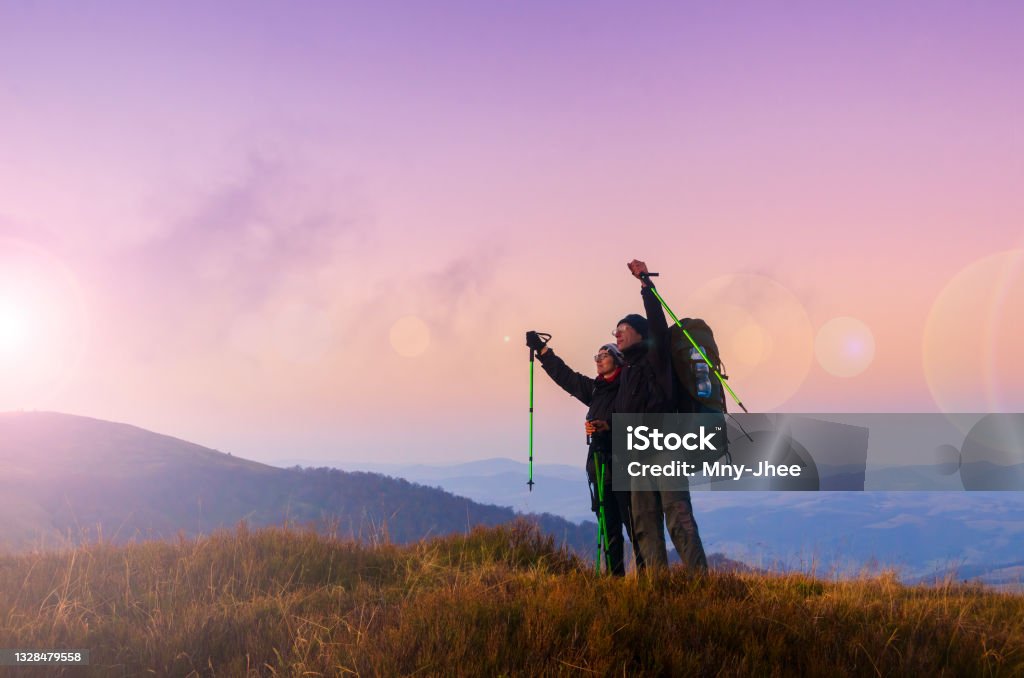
top-left (283, 457), bottom-right (594, 522)
top-left (5, 411), bottom-right (1021, 588)
top-left (309, 457), bottom-right (1024, 587)
top-left (0, 412), bottom-right (597, 555)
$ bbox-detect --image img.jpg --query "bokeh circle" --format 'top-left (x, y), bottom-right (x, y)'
top-left (677, 274), bottom-right (814, 411)
top-left (389, 315), bottom-right (431, 358)
top-left (815, 316), bottom-right (876, 378)
top-left (923, 249), bottom-right (1024, 414)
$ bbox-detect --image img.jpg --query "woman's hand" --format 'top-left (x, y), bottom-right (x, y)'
top-left (585, 420), bottom-right (610, 435)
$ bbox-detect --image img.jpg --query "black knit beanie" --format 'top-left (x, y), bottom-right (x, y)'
top-left (617, 313), bottom-right (649, 340)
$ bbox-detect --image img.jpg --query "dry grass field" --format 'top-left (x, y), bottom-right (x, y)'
top-left (1, 521), bottom-right (1022, 676)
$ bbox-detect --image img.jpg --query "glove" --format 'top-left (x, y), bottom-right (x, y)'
top-left (525, 331), bottom-right (549, 352)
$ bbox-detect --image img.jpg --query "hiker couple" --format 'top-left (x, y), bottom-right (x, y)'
top-left (527, 259), bottom-right (708, 576)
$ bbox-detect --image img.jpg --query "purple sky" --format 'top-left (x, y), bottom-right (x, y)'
top-left (1, 2), bottom-right (1022, 464)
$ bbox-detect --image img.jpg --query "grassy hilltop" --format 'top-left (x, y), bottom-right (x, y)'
top-left (1, 522), bottom-right (1022, 676)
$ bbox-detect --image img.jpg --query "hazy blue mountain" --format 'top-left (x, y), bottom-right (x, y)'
top-left (281, 458), bottom-right (595, 522)
top-left (298, 456), bottom-right (1024, 586)
top-left (692, 492), bottom-right (1024, 581)
top-left (332, 457), bottom-right (585, 482)
top-left (8, 411), bottom-right (1017, 586)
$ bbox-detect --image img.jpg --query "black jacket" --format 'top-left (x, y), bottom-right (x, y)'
top-left (613, 285), bottom-right (675, 415)
top-left (537, 348), bottom-right (619, 455)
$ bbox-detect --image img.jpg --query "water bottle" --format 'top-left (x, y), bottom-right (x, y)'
top-left (690, 346), bottom-right (713, 399)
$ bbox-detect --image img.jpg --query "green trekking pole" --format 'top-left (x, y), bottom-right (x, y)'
top-left (640, 272), bottom-right (750, 414)
top-left (529, 351), bottom-right (536, 492)
top-left (526, 332), bottom-right (551, 491)
top-left (592, 450), bottom-right (611, 574)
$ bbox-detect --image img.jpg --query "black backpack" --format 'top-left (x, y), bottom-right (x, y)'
top-left (669, 318), bottom-right (728, 414)
top-left (669, 319), bottom-right (731, 464)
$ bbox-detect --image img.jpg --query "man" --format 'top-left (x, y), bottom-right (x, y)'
top-left (615, 259), bottom-right (708, 571)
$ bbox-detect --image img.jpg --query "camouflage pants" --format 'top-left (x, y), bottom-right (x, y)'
top-left (631, 486), bottom-right (708, 571)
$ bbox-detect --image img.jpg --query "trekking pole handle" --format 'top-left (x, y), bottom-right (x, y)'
top-left (639, 271), bottom-right (659, 286)
top-left (526, 331), bottom-right (552, 361)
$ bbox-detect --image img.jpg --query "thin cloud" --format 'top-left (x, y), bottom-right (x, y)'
top-left (100, 153), bottom-right (368, 359)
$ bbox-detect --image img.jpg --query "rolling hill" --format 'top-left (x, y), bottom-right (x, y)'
top-left (0, 411), bottom-right (596, 554)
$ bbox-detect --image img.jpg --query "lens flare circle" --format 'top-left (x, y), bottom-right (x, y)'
top-left (731, 320), bottom-right (774, 367)
top-left (815, 317), bottom-right (875, 378)
top-left (677, 274), bottom-right (814, 411)
top-left (923, 249), bottom-right (1024, 414)
top-left (933, 444), bottom-right (961, 476)
top-left (389, 315), bottom-right (431, 358)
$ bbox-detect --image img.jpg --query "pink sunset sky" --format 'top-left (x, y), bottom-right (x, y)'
top-left (1, 2), bottom-right (1022, 465)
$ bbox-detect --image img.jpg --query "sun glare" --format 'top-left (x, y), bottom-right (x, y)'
top-left (0, 299), bottom-right (31, 354)
top-left (0, 236), bottom-right (90, 409)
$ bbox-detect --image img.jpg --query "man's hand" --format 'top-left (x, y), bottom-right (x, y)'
top-left (585, 420), bottom-right (611, 435)
top-left (627, 259), bottom-right (651, 285)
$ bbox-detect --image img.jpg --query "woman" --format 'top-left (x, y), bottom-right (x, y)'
top-left (526, 331), bottom-right (642, 575)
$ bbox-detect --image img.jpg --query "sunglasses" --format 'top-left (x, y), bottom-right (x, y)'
top-left (594, 352), bottom-right (613, 361)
